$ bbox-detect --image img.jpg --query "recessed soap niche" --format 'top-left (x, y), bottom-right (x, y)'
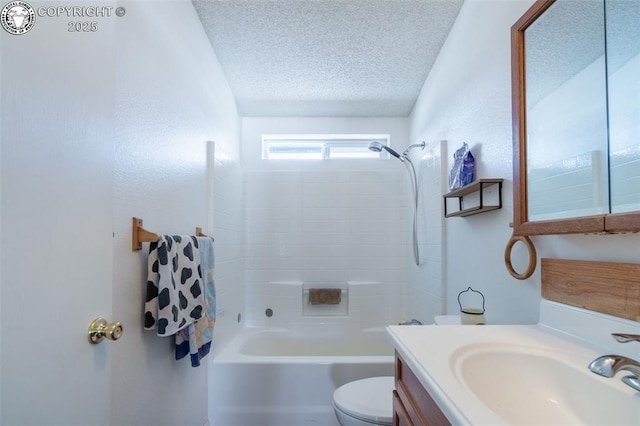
top-left (302, 285), bottom-right (349, 316)
top-left (261, 280), bottom-right (386, 326)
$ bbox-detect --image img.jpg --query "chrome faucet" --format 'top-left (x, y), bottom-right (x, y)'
top-left (588, 333), bottom-right (640, 392)
top-left (612, 333), bottom-right (640, 343)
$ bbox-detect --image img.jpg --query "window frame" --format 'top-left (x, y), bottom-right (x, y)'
top-left (261, 134), bottom-right (391, 160)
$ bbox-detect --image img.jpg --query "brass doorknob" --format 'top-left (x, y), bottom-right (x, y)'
top-left (88, 317), bottom-right (123, 344)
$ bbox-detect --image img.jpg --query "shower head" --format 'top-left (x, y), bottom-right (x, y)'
top-left (368, 141), bottom-right (384, 152)
top-left (368, 141), bottom-right (403, 160)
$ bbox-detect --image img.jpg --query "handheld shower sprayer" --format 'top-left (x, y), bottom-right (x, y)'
top-left (368, 140), bottom-right (426, 266)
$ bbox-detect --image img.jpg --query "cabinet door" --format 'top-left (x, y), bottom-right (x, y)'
top-left (395, 353), bottom-right (451, 426)
top-left (1, 15), bottom-right (115, 424)
top-left (393, 389), bottom-right (413, 426)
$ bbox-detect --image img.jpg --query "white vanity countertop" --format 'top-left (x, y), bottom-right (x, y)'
top-left (386, 301), bottom-right (640, 425)
top-left (388, 324), bottom-right (591, 424)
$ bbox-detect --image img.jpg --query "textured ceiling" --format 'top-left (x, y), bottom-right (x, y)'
top-left (192, 0), bottom-right (464, 117)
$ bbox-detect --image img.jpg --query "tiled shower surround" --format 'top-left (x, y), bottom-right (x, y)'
top-left (243, 167), bottom-right (409, 327)
top-left (210, 139), bottom-right (446, 352)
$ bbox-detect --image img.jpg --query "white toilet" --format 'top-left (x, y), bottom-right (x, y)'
top-left (332, 315), bottom-right (460, 425)
top-left (333, 376), bottom-right (394, 426)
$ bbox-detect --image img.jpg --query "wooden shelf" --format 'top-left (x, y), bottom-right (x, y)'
top-left (444, 179), bottom-right (503, 218)
top-left (445, 205), bottom-right (502, 218)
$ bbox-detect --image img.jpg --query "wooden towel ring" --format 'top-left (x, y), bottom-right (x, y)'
top-left (504, 234), bottom-right (537, 280)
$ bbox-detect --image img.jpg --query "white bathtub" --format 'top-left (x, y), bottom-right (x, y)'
top-left (208, 326), bottom-right (395, 426)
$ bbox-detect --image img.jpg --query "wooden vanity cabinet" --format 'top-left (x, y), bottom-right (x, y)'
top-left (393, 352), bottom-right (450, 426)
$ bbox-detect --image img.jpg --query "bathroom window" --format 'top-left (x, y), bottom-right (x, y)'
top-left (262, 134), bottom-right (391, 160)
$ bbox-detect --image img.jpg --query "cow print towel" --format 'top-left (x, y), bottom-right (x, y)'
top-left (144, 235), bottom-right (205, 336)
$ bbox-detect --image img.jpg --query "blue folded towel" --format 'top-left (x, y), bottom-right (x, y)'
top-left (175, 236), bottom-right (216, 366)
top-left (144, 235), bottom-right (205, 336)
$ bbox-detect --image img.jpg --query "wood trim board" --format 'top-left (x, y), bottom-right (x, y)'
top-left (541, 258), bottom-right (640, 322)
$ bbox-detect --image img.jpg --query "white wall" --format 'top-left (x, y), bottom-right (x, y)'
top-left (409, 0), bottom-right (640, 324)
top-left (111, 1), bottom-right (239, 425)
top-left (409, 0), bottom-right (539, 324)
top-left (241, 117), bottom-right (410, 328)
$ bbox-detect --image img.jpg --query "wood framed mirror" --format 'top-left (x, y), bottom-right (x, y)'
top-left (511, 0), bottom-right (640, 236)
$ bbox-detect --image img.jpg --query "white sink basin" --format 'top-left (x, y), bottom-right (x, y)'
top-left (452, 343), bottom-right (640, 425)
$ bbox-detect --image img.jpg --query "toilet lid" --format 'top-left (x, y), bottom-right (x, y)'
top-left (333, 376), bottom-right (394, 424)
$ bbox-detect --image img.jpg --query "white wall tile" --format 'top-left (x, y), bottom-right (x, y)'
top-left (242, 117), bottom-right (412, 327)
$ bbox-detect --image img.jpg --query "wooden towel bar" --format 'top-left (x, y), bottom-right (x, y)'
top-left (132, 217), bottom-right (210, 251)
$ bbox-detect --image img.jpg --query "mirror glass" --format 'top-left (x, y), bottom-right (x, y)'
top-left (606, 0), bottom-right (640, 214)
top-left (524, 0), bottom-right (609, 221)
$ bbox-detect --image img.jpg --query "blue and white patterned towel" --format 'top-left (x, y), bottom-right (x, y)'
top-left (175, 236), bottom-right (216, 367)
top-left (144, 235), bottom-right (205, 336)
